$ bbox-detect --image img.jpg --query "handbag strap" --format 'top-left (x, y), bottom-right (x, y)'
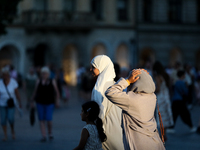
top-left (157, 99), bottom-right (165, 144)
top-left (3, 80), bottom-right (12, 99)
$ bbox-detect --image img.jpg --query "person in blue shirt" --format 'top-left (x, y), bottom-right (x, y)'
top-left (168, 70), bottom-right (196, 133)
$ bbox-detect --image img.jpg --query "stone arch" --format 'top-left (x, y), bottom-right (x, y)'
top-left (169, 47), bottom-right (183, 67)
top-left (33, 43), bottom-right (49, 67)
top-left (0, 40), bottom-right (25, 74)
top-left (62, 44), bottom-right (78, 86)
top-left (139, 47), bottom-right (155, 67)
top-left (0, 45), bottom-right (20, 71)
top-left (91, 43), bottom-right (107, 59)
top-left (115, 43), bottom-right (129, 68)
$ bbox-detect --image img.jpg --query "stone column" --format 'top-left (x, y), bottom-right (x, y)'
top-left (129, 0), bottom-right (135, 26)
top-left (19, 0), bottom-right (34, 11)
top-left (104, 0), bottom-right (116, 24)
top-left (48, 0), bottom-right (62, 11)
top-left (76, 0), bottom-right (90, 12)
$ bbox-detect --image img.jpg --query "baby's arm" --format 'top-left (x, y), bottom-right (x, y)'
top-left (73, 128), bottom-right (89, 150)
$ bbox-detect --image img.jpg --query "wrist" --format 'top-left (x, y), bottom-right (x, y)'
top-left (126, 78), bottom-right (131, 85)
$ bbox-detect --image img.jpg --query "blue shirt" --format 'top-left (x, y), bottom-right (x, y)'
top-left (172, 80), bottom-right (188, 101)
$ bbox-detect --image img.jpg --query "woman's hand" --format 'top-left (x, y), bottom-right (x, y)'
top-left (127, 69), bottom-right (142, 84)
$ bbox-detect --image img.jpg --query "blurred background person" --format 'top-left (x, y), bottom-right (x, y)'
top-left (170, 62), bottom-right (182, 86)
top-left (80, 67), bottom-right (95, 102)
top-left (9, 65), bottom-right (18, 80)
top-left (168, 70), bottom-right (196, 133)
top-left (120, 67), bottom-right (129, 78)
top-left (49, 64), bottom-right (56, 80)
top-left (55, 68), bottom-right (70, 104)
top-left (76, 64), bottom-right (86, 101)
top-left (197, 119), bottom-right (200, 135)
top-left (184, 63), bottom-right (195, 109)
top-left (31, 66), bottom-right (60, 142)
top-left (24, 67), bottom-right (38, 109)
top-left (195, 76), bottom-right (200, 105)
top-left (153, 61), bottom-right (174, 141)
top-left (0, 66), bottom-right (22, 141)
top-left (114, 63), bottom-right (121, 82)
top-left (76, 64), bottom-right (86, 88)
top-left (144, 59), bottom-right (153, 77)
top-left (55, 68), bottom-right (64, 99)
top-left (195, 75), bottom-right (200, 134)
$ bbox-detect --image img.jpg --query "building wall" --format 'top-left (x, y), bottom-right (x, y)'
top-left (0, 29), bottom-right (26, 74)
top-left (1, 0), bottom-right (200, 85)
top-left (138, 32), bottom-right (200, 66)
top-left (138, 0), bottom-right (198, 23)
top-left (137, 0), bottom-right (200, 67)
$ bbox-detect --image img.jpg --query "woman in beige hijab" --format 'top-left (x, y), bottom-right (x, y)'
top-left (90, 55), bottom-right (124, 150)
top-left (105, 69), bottom-right (165, 150)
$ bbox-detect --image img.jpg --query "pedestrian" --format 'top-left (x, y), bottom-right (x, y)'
top-left (31, 66), bottom-right (60, 142)
top-left (153, 61), bottom-right (174, 141)
top-left (184, 63), bottom-right (194, 109)
top-left (9, 65), bottom-right (18, 80)
top-left (168, 70), bottom-right (196, 133)
top-left (195, 76), bottom-right (200, 134)
top-left (90, 55), bottom-right (124, 150)
top-left (114, 63), bottom-right (121, 82)
top-left (105, 69), bottom-right (165, 150)
top-left (73, 101), bottom-right (107, 150)
top-left (81, 67), bottom-right (95, 101)
top-left (0, 66), bottom-right (22, 141)
top-left (24, 67), bottom-right (38, 109)
top-left (194, 76), bottom-right (200, 105)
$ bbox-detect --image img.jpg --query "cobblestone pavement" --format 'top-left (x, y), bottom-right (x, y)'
top-left (0, 88), bottom-right (200, 150)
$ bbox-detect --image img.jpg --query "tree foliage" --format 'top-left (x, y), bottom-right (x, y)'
top-left (0, 0), bottom-right (22, 35)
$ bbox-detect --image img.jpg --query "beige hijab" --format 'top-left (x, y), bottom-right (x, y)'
top-left (129, 70), bottom-right (155, 94)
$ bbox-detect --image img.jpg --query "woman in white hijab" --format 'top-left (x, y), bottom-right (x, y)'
top-left (90, 55), bottom-right (124, 150)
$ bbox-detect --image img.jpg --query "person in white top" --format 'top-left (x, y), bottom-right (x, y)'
top-left (73, 101), bottom-right (106, 150)
top-left (0, 66), bottom-right (22, 141)
top-left (90, 55), bottom-right (124, 150)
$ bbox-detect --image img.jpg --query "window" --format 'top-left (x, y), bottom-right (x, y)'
top-left (63, 0), bottom-right (75, 12)
top-left (34, 0), bottom-right (48, 11)
top-left (91, 0), bottom-right (103, 20)
top-left (168, 0), bottom-right (182, 23)
top-left (143, 0), bottom-right (152, 22)
top-left (117, 0), bottom-right (128, 21)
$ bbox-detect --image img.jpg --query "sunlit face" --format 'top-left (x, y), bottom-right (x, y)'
top-left (90, 65), bottom-right (100, 77)
top-left (41, 72), bottom-right (49, 80)
top-left (80, 108), bottom-right (88, 121)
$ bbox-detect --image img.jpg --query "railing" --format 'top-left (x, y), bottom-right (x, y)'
top-left (21, 10), bottom-right (96, 25)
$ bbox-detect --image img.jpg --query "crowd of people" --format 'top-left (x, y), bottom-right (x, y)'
top-left (151, 61), bottom-right (200, 137)
top-left (75, 58), bottom-right (200, 148)
top-left (0, 64), bottom-right (69, 142)
top-left (0, 56), bottom-right (200, 149)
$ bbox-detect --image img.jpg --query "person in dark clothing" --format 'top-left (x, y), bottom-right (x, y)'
top-left (114, 63), bottom-right (121, 82)
top-left (31, 67), bottom-right (60, 142)
top-left (168, 70), bottom-right (196, 133)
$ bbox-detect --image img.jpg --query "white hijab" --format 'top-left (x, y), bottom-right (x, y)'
top-left (91, 55), bottom-right (116, 117)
